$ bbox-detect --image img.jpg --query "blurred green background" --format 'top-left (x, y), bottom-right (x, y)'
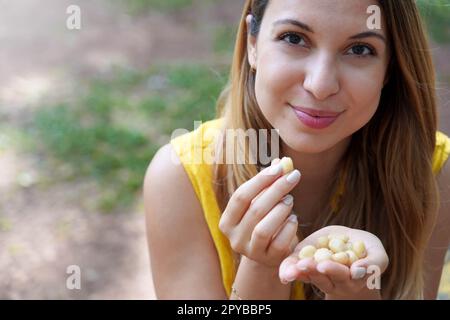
top-left (0, 0), bottom-right (448, 299)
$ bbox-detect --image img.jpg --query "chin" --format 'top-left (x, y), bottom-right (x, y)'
top-left (281, 135), bottom-right (334, 154)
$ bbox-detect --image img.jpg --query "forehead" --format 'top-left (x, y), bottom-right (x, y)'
top-left (263, 0), bottom-right (386, 35)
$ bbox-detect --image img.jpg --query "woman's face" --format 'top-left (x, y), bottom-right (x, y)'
top-left (247, 0), bottom-right (390, 153)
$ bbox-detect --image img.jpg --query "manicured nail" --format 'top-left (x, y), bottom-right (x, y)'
top-left (285, 275), bottom-right (297, 282)
top-left (284, 266), bottom-right (297, 282)
top-left (286, 170), bottom-right (301, 183)
top-left (282, 194), bottom-right (293, 205)
top-left (316, 263), bottom-right (327, 274)
top-left (288, 214), bottom-right (298, 224)
top-left (351, 267), bottom-right (366, 279)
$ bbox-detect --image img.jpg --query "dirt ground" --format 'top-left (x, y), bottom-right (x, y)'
top-left (0, 0), bottom-right (242, 299)
top-left (0, 0), bottom-right (448, 299)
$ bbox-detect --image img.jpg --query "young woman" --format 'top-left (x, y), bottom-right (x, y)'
top-left (144, 0), bottom-right (450, 299)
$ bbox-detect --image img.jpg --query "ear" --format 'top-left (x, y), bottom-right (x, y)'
top-left (246, 14), bottom-right (258, 70)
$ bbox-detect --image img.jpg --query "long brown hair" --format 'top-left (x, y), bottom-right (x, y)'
top-left (213, 0), bottom-right (439, 299)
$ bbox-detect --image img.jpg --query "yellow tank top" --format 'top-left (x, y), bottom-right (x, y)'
top-left (170, 118), bottom-right (450, 300)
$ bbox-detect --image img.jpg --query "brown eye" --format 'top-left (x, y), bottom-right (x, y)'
top-left (280, 32), bottom-right (306, 46)
top-left (347, 44), bottom-right (375, 57)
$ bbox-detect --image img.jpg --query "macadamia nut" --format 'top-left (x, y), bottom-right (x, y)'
top-left (298, 245), bottom-right (317, 259)
top-left (328, 238), bottom-right (346, 253)
top-left (314, 248), bottom-right (333, 263)
top-left (296, 233), bottom-right (368, 267)
top-left (316, 236), bottom-right (329, 249)
top-left (280, 157), bottom-right (294, 175)
top-left (352, 240), bottom-right (367, 258)
top-left (346, 250), bottom-right (359, 265)
top-left (331, 252), bottom-right (349, 265)
top-left (328, 234), bottom-right (349, 243)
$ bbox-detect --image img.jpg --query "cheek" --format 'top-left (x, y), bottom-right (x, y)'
top-left (343, 69), bottom-right (384, 127)
top-left (254, 52), bottom-right (294, 119)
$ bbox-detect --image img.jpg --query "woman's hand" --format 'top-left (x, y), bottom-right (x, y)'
top-left (219, 159), bottom-right (302, 268)
top-left (279, 225), bottom-right (389, 299)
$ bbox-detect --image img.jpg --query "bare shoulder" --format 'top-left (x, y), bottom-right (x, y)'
top-left (143, 143), bottom-right (194, 201)
top-left (143, 143), bottom-right (227, 299)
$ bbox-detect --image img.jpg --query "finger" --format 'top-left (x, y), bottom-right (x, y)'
top-left (251, 159), bottom-right (281, 205)
top-left (271, 158), bottom-right (281, 166)
top-left (249, 196), bottom-right (294, 253)
top-left (289, 234), bottom-right (300, 252)
top-left (279, 256), bottom-right (300, 284)
top-left (315, 260), bottom-right (351, 283)
top-left (239, 169), bottom-right (301, 229)
top-left (308, 274), bottom-right (335, 295)
top-left (220, 160), bottom-right (285, 228)
top-left (316, 260), bottom-right (371, 296)
top-left (267, 213), bottom-right (298, 258)
top-left (296, 259), bottom-right (334, 294)
top-left (350, 246), bottom-right (389, 280)
top-left (293, 257), bottom-right (315, 284)
top-left (279, 256), bottom-right (310, 284)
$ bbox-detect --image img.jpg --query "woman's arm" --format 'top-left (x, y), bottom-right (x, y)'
top-left (144, 144), bottom-right (227, 299)
top-left (424, 158), bottom-right (450, 299)
top-left (144, 144), bottom-right (293, 299)
top-left (231, 256), bottom-right (291, 300)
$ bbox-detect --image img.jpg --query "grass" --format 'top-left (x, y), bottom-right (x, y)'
top-left (30, 64), bottom-right (228, 213)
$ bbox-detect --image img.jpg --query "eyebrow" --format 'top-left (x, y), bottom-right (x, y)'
top-left (272, 18), bottom-right (387, 44)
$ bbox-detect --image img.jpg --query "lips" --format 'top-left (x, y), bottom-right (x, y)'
top-left (290, 105), bottom-right (343, 117)
top-left (290, 104), bottom-right (344, 130)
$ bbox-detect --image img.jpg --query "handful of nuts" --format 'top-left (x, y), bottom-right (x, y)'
top-left (298, 234), bottom-right (367, 267)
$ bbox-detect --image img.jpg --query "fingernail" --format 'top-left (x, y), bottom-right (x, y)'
top-left (282, 194), bottom-right (293, 205)
top-left (285, 275), bottom-right (296, 282)
top-left (351, 267), bottom-right (366, 279)
top-left (285, 267), bottom-right (297, 282)
top-left (316, 263), bottom-right (327, 274)
top-left (286, 170), bottom-right (301, 183)
top-left (288, 214), bottom-right (298, 224)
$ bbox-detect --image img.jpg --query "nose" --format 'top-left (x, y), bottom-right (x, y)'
top-left (303, 52), bottom-right (340, 100)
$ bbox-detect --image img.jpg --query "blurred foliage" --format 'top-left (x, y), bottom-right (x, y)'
top-left (26, 0), bottom-right (449, 214)
top-left (31, 65), bottom-right (228, 212)
top-left (213, 25), bottom-right (238, 55)
top-left (418, 0), bottom-right (450, 44)
top-left (120, 0), bottom-right (194, 13)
